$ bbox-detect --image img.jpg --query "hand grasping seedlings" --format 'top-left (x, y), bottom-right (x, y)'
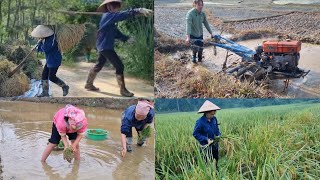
top-left (202, 136), bottom-right (221, 149)
top-left (63, 146), bottom-right (74, 163)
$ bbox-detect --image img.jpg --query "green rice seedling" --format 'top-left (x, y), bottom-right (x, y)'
top-left (63, 147), bottom-right (74, 163)
top-left (138, 126), bottom-right (152, 142)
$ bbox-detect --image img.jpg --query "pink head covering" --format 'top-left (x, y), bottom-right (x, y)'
top-left (64, 104), bottom-right (86, 130)
top-left (135, 100), bottom-right (154, 117)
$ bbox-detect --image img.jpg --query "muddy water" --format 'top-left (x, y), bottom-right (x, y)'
top-left (178, 38), bottom-right (320, 98)
top-left (0, 101), bottom-right (154, 180)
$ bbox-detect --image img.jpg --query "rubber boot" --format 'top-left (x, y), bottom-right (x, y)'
top-left (85, 53), bottom-right (90, 62)
top-left (56, 79), bottom-right (69, 97)
top-left (198, 50), bottom-right (203, 62)
top-left (116, 74), bottom-right (134, 97)
top-left (126, 137), bottom-right (133, 152)
top-left (85, 69), bottom-right (100, 91)
top-left (38, 80), bottom-right (49, 97)
top-left (137, 131), bottom-right (146, 146)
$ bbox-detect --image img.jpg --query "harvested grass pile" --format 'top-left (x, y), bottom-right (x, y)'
top-left (0, 59), bottom-right (29, 97)
top-left (0, 44), bottom-right (42, 79)
top-left (155, 31), bottom-right (190, 53)
top-left (50, 24), bottom-right (86, 53)
top-left (138, 126), bottom-right (152, 142)
top-left (155, 51), bottom-right (278, 98)
top-left (63, 147), bottom-right (74, 163)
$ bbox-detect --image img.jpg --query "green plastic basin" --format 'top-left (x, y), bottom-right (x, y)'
top-left (86, 129), bottom-right (108, 141)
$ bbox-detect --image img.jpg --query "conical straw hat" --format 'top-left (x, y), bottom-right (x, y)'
top-left (97, 0), bottom-right (122, 12)
top-left (31, 25), bottom-right (54, 38)
top-left (198, 100), bottom-right (221, 113)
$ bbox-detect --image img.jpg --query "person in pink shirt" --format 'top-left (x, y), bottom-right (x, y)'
top-left (41, 104), bottom-right (88, 162)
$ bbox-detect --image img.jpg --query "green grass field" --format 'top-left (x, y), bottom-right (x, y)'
top-left (156, 103), bottom-right (320, 179)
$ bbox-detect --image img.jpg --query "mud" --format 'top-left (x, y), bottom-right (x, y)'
top-left (155, 2), bottom-right (320, 44)
top-left (0, 101), bottom-right (154, 179)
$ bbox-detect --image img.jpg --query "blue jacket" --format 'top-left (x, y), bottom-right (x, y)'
top-left (193, 115), bottom-right (221, 146)
top-left (96, 9), bottom-right (137, 51)
top-left (121, 105), bottom-right (154, 136)
top-left (37, 35), bottom-right (62, 68)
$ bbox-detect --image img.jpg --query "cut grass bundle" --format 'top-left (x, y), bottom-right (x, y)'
top-left (63, 147), bottom-right (74, 163)
top-left (0, 59), bottom-right (29, 97)
top-left (2, 45), bottom-right (42, 79)
top-left (49, 24), bottom-right (86, 53)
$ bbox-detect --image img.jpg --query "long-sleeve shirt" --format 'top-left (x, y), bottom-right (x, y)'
top-left (186, 8), bottom-right (212, 38)
top-left (53, 108), bottom-right (88, 136)
top-left (193, 115), bottom-right (221, 146)
top-left (120, 105), bottom-right (155, 136)
top-left (37, 35), bottom-right (62, 68)
top-left (96, 9), bottom-right (138, 51)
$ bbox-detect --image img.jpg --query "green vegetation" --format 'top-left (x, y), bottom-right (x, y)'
top-left (138, 126), bottom-right (152, 142)
top-left (57, 140), bottom-right (64, 148)
top-left (63, 147), bottom-right (74, 163)
top-left (88, 129), bottom-right (106, 135)
top-left (156, 103), bottom-right (320, 179)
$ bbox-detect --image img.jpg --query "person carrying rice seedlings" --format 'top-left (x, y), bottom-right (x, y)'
top-left (193, 100), bottom-right (221, 171)
top-left (120, 99), bottom-right (154, 157)
top-left (31, 25), bottom-right (69, 97)
top-left (41, 104), bottom-right (88, 162)
top-left (186, 0), bottom-right (215, 64)
top-left (85, 0), bottom-right (153, 97)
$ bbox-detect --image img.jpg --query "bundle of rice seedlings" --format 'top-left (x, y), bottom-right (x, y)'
top-left (50, 24), bottom-right (86, 53)
top-left (63, 147), bottom-right (74, 163)
top-left (0, 59), bottom-right (29, 97)
top-left (138, 126), bottom-right (152, 142)
top-left (58, 140), bottom-right (64, 148)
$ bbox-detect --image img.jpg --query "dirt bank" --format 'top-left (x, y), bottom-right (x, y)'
top-left (0, 97), bottom-right (146, 109)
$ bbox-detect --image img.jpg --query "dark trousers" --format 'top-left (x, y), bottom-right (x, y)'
top-left (126, 126), bottom-right (144, 138)
top-left (42, 64), bottom-right (64, 85)
top-left (201, 144), bottom-right (219, 169)
top-left (190, 35), bottom-right (204, 61)
top-left (93, 50), bottom-right (124, 75)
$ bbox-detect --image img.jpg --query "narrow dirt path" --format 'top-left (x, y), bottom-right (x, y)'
top-left (45, 61), bottom-right (153, 98)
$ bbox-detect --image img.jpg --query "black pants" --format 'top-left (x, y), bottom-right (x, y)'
top-left (48, 123), bottom-right (77, 144)
top-left (126, 126), bottom-right (144, 138)
top-left (42, 64), bottom-right (64, 85)
top-left (190, 35), bottom-right (204, 61)
top-left (93, 50), bottom-right (124, 75)
top-left (201, 144), bottom-right (219, 169)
